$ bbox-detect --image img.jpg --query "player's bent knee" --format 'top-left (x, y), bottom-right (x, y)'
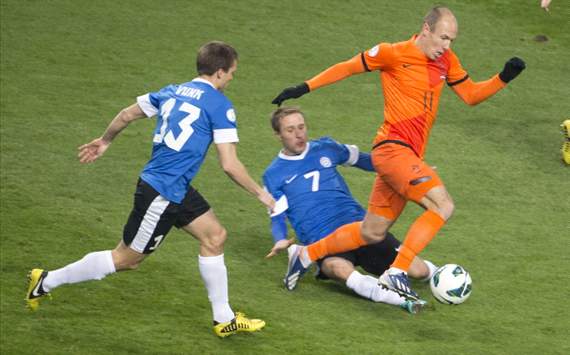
top-left (123, 260), bottom-right (143, 270)
top-left (115, 257), bottom-right (144, 271)
top-left (201, 227), bottom-right (227, 252)
top-left (408, 257), bottom-right (429, 279)
top-left (361, 226), bottom-right (386, 244)
top-left (321, 258), bottom-right (354, 281)
top-left (111, 249), bottom-right (145, 271)
top-left (210, 227), bottom-right (227, 248)
top-left (438, 200), bottom-right (455, 221)
top-left (427, 196), bottom-right (454, 221)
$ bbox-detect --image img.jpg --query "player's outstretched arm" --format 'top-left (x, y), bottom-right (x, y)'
top-left (351, 152), bottom-right (374, 172)
top-left (451, 57), bottom-right (525, 106)
top-left (216, 143), bottom-right (276, 210)
top-left (341, 142), bottom-right (374, 171)
top-left (78, 103), bottom-right (146, 163)
top-left (271, 54), bottom-right (366, 106)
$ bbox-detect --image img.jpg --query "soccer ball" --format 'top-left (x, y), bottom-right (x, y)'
top-left (430, 264), bottom-right (472, 305)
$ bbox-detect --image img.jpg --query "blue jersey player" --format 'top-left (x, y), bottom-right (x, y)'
top-left (26, 41), bottom-right (273, 337)
top-left (263, 107), bottom-right (437, 313)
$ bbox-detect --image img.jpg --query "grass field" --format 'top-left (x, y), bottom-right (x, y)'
top-left (1, 0), bottom-right (569, 354)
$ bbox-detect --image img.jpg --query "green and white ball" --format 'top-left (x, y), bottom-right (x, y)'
top-left (430, 264), bottom-right (472, 305)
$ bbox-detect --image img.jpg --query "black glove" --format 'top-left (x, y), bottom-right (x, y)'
top-left (499, 57), bottom-right (526, 83)
top-left (271, 83), bottom-right (310, 106)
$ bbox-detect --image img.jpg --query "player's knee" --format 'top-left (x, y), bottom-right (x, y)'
top-left (407, 257), bottom-right (429, 279)
top-left (320, 259), bottom-right (336, 276)
top-left (111, 249), bottom-right (145, 271)
top-left (361, 224), bottom-right (386, 244)
top-left (202, 227), bottom-right (227, 252)
top-left (436, 199), bottom-right (455, 221)
top-left (321, 258), bottom-right (354, 281)
top-left (122, 260), bottom-right (142, 270)
top-left (117, 256), bottom-right (144, 270)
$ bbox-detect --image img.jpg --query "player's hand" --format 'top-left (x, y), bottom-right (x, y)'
top-left (78, 137), bottom-right (110, 163)
top-left (271, 83), bottom-right (310, 106)
top-left (266, 238), bottom-right (295, 258)
top-left (541, 0), bottom-right (552, 12)
top-left (499, 57), bottom-right (526, 83)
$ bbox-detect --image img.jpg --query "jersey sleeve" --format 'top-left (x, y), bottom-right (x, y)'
top-left (136, 84), bottom-right (177, 118)
top-left (446, 50), bottom-right (469, 86)
top-left (262, 173), bottom-right (288, 217)
top-left (318, 137), bottom-right (356, 165)
top-left (209, 98), bottom-right (239, 144)
top-left (362, 42), bottom-right (396, 71)
top-left (262, 172), bottom-right (289, 242)
top-left (270, 213), bottom-right (288, 242)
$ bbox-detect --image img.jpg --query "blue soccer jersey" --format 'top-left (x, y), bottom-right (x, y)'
top-left (136, 78), bottom-right (238, 203)
top-left (263, 137), bottom-right (367, 245)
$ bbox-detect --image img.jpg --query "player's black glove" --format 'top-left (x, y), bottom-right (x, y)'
top-left (271, 83), bottom-right (310, 106)
top-left (499, 57), bottom-right (526, 83)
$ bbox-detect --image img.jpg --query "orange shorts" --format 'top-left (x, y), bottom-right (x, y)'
top-left (368, 143), bottom-right (443, 220)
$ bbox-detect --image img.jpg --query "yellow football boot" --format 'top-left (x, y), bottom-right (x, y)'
top-left (213, 312), bottom-right (266, 338)
top-left (26, 269), bottom-right (50, 311)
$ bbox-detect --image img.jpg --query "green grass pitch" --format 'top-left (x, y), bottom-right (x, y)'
top-left (1, 0), bottom-right (569, 354)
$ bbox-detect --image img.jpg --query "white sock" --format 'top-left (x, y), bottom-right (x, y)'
top-left (420, 260), bottom-right (439, 282)
top-left (346, 271), bottom-right (405, 305)
top-left (43, 250), bottom-right (116, 292)
top-left (388, 266), bottom-right (406, 275)
top-left (299, 247), bottom-right (312, 268)
top-left (198, 254), bottom-right (235, 323)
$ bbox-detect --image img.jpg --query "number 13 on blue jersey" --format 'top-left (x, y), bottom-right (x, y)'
top-left (153, 98), bottom-right (200, 151)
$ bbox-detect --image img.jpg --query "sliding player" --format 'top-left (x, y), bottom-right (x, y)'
top-left (272, 6), bottom-right (525, 299)
top-left (263, 107), bottom-right (436, 313)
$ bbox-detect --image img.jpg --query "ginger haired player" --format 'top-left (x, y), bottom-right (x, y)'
top-left (273, 6), bottom-right (525, 300)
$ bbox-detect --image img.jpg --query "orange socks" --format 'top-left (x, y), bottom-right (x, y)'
top-left (306, 222), bottom-right (367, 261)
top-left (306, 210), bottom-right (445, 267)
top-left (391, 210), bottom-right (446, 271)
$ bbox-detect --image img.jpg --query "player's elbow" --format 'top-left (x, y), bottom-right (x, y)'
top-left (459, 95), bottom-right (480, 106)
top-left (464, 98), bottom-right (480, 106)
top-left (118, 108), bottom-right (138, 123)
top-left (220, 160), bottom-right (237, 175)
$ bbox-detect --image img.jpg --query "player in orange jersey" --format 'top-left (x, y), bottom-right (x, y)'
top-left (272, 6), bottom-right (525, 300)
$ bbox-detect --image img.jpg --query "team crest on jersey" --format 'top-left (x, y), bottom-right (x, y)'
top-left (226, 108), bottom-right (236, 122)
top-left (368, 45), bottom-right (379, 57)
top-left (320, 157), bottom-right (332, 168)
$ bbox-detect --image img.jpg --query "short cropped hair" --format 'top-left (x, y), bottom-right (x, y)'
top-left (423, 6), bottom-right (451, 32)
top-left (270, 106), bottom-right (304, 133)
top-left (196, 41), bottom-right (238, 76)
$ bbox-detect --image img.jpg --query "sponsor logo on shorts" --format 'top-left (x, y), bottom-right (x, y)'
top-left (409, 176), bottom-right (432, 186)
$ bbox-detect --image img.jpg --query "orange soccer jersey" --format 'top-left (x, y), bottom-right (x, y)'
top-left (362, 35), bottom-right (467, 158)
top-left (306, 35), bottom-right (505, 159)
